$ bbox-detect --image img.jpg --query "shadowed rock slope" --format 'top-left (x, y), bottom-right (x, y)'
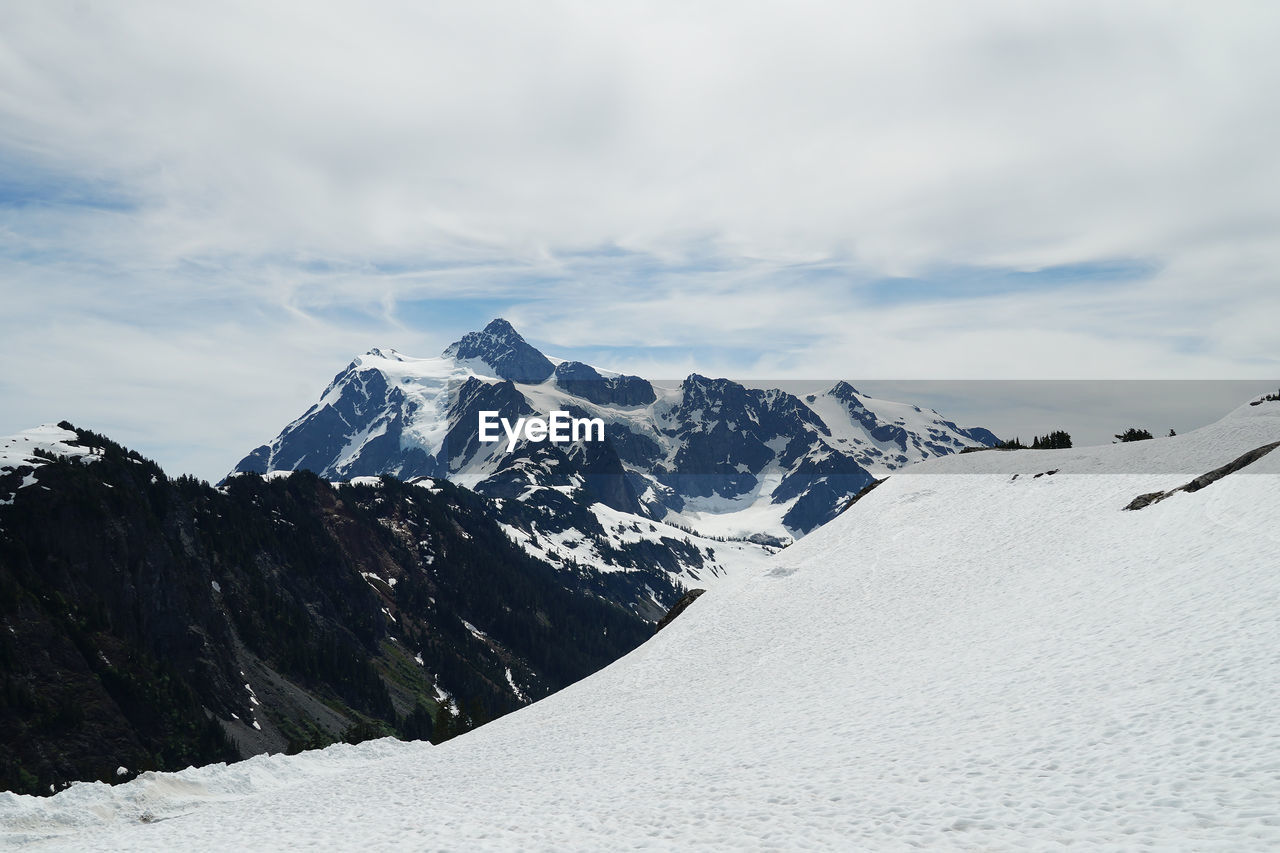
top-left (0, 425), bottom-right (651, 796)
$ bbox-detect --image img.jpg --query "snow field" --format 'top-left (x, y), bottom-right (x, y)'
top-left (0, 740), bottom-right (423, 845)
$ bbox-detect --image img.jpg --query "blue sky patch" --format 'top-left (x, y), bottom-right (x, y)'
top-left (0, 152), bottom-right (137, 213)
top-left (863, 259), bottom-right (1158, 305)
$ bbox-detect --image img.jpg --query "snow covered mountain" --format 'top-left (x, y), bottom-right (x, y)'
top-left (9, 394), bottom-right (1279, 849)
top-left (232, 319), bottom-right (997, 553)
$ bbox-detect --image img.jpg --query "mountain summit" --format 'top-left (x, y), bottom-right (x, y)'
top-left (441, 318), bottom-right (554, 383)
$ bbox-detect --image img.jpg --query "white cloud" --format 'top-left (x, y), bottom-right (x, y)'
top-left (4, 1), bottom-right (1278, 266)
top-left (1, 0), bottom-right (1278, 476)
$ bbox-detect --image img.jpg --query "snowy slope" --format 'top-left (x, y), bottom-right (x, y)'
top-left (0, 424), bottom-right (99, 505)
top-left (0, 425), bottom-right (98, 467)
top-left (15, 398), bottom-right (1278, 850)
top-left (239, 347), bottom-right (482, 480)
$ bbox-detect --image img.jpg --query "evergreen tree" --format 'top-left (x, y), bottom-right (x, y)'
top-left (1031, 430), bottom-right (1072, 449)
top-left (399, 701), bottom-right (435, 742)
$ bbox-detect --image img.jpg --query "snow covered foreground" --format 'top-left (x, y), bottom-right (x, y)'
top-left (5, 401), bottom-right (1280, 850)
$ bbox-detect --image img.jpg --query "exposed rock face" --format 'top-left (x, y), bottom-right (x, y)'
top-left (237, 362), bottom-right (441, 481)
top-left (443, 318), bottom-right (554, 383)
top-left (439, 378), bottom-right (535, 471)
top-left (654, 588), bottom-right (706, 633)
top-left (553, 361), bottom-right (656, 407)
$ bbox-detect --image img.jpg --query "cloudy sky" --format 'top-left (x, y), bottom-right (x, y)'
top-left (2, 1), bottom-right (1278, 479)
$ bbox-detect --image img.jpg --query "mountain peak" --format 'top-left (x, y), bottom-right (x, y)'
top-left (829, 380), bottom-right (862, 401)
top-left (481, 318), bottom-right (520, 337)
top-left (364, 347), bottom-right (406, 361)
top-left (443, 319), bottom-right (554, 384)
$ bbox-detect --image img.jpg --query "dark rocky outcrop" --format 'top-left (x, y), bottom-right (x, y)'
top-left (839, 477), bottom-right (888, 514)
top-left (1124, 440), bottom-right (1280, 510)
top-left (1249, 390), bottom-right (1280, 406)
top-left (654, 588), bottom-right (706, 633)
top-left (553, 361), bottom-right (656, 407)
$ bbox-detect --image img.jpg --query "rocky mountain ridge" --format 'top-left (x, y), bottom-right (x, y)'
top-left (232, 320), bottom-right (998, 577)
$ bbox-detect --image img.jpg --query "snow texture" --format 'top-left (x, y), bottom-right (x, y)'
top-left (4, 400), bottom-right (1279, 850)
top-left (498, 503), bottom-right (775, 587)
